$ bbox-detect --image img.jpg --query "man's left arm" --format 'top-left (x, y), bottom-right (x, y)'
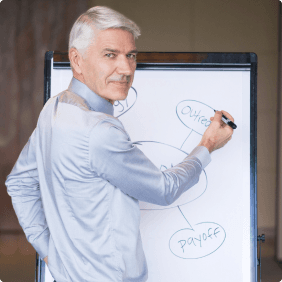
top-left (5, 128), bottom-right (50, 261)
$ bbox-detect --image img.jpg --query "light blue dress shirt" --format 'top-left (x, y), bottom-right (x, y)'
top-left (6, 77), bottom-right (211, 282)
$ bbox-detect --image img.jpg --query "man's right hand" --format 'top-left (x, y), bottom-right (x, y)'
top-left (198, 110), bottom-right (234, 153)
top-left (43, 256), bottom-right (48, 266)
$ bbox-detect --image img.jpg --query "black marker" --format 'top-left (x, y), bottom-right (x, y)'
top-left (214, 110), bottom-right (237, 129)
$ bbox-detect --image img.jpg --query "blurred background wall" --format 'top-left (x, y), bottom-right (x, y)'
top-left (0, 0), bottom-right (279, 280)
top-left (0, 0), bottom-right (88, 280)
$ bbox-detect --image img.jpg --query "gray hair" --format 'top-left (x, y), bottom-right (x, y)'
top-left (69, 6), bottom-right (141, 57)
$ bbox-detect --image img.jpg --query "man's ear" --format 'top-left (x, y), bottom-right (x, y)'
top-left (69, 48), bottom-right (83, 74)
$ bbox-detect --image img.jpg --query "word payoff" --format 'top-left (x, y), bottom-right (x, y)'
top-left (169, 222), bottom-right (226, 259)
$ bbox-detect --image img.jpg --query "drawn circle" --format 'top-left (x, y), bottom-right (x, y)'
top-left (113, 87), bottom-right (137, 118)
top-left (135, 141), bottom-right (208, 210)
top-left (176, 100), bottom-right (214, 135)
top-left (169, 222), bottom-right (226, 259)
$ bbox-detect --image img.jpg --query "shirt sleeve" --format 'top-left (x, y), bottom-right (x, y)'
top-left (89, 117), bottom-right (211, 206)
top-left (5, 128), bottom-right (50, 259)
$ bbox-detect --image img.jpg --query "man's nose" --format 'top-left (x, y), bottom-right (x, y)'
top-left (116, 55), bottom-right (134, 76)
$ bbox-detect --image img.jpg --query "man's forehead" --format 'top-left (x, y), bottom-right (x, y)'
top-left (94, 28), bottom-right (136, 51)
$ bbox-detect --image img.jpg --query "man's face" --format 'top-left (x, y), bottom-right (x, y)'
top-left (80, 28), bottom-right (137, 104)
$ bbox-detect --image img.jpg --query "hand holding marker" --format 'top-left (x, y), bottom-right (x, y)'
top-left (214, 110), bottom-right (237, 129)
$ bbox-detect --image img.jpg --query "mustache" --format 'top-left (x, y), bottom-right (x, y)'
top-left (108, 75), bottom-right (131, 83)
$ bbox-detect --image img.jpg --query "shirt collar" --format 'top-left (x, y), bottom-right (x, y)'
top-left (68, 77), bottom-right (114, 116)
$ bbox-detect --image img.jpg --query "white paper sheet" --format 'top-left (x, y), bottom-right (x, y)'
top-left (46, 68), bottom-right (252, 282)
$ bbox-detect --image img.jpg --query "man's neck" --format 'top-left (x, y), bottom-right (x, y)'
top-left (72, 74), bottom-right (115, 105)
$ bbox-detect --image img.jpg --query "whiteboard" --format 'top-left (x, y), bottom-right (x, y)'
top-left (37, 52), bottom-right (257, 282)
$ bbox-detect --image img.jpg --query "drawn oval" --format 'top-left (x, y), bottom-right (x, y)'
top-left (169, 222), bottom-right (226, 259)
top-left (176, 100), bottom-right (214, 135)
top-left (135, 141), bottom-right (207, 210)
top-left (113, 87), bottom-right (137, 118)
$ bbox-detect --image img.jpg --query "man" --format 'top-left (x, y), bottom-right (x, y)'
top-left (6, 6), bottom-right (234, 282)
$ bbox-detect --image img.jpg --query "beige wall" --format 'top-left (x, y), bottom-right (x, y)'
top-left (89, 0), bottom-right (279, 229)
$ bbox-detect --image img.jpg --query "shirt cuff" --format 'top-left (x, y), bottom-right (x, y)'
top-left (189, 146), bottom-right (211, 169)
top-left (31, 228), bottom-right (50, 259)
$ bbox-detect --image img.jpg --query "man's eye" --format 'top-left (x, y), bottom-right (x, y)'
top-left (127, 54), bottom-right (136, 59)
top-left (105, 53), bottom-right (115, 58)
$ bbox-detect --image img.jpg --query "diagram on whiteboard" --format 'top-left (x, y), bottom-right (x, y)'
top-left (47, 66), bottom-right (252, 282)
top-left (113, 87), bottom-right (227, 260)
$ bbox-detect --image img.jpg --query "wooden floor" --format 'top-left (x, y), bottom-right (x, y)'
top-left (258, 236), bottom-right (282, 282)
top-left (0, 233), bottom-right (282, 281)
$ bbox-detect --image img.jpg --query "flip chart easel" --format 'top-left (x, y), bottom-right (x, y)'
top-left (35, 52), bottom-right (258, 282)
